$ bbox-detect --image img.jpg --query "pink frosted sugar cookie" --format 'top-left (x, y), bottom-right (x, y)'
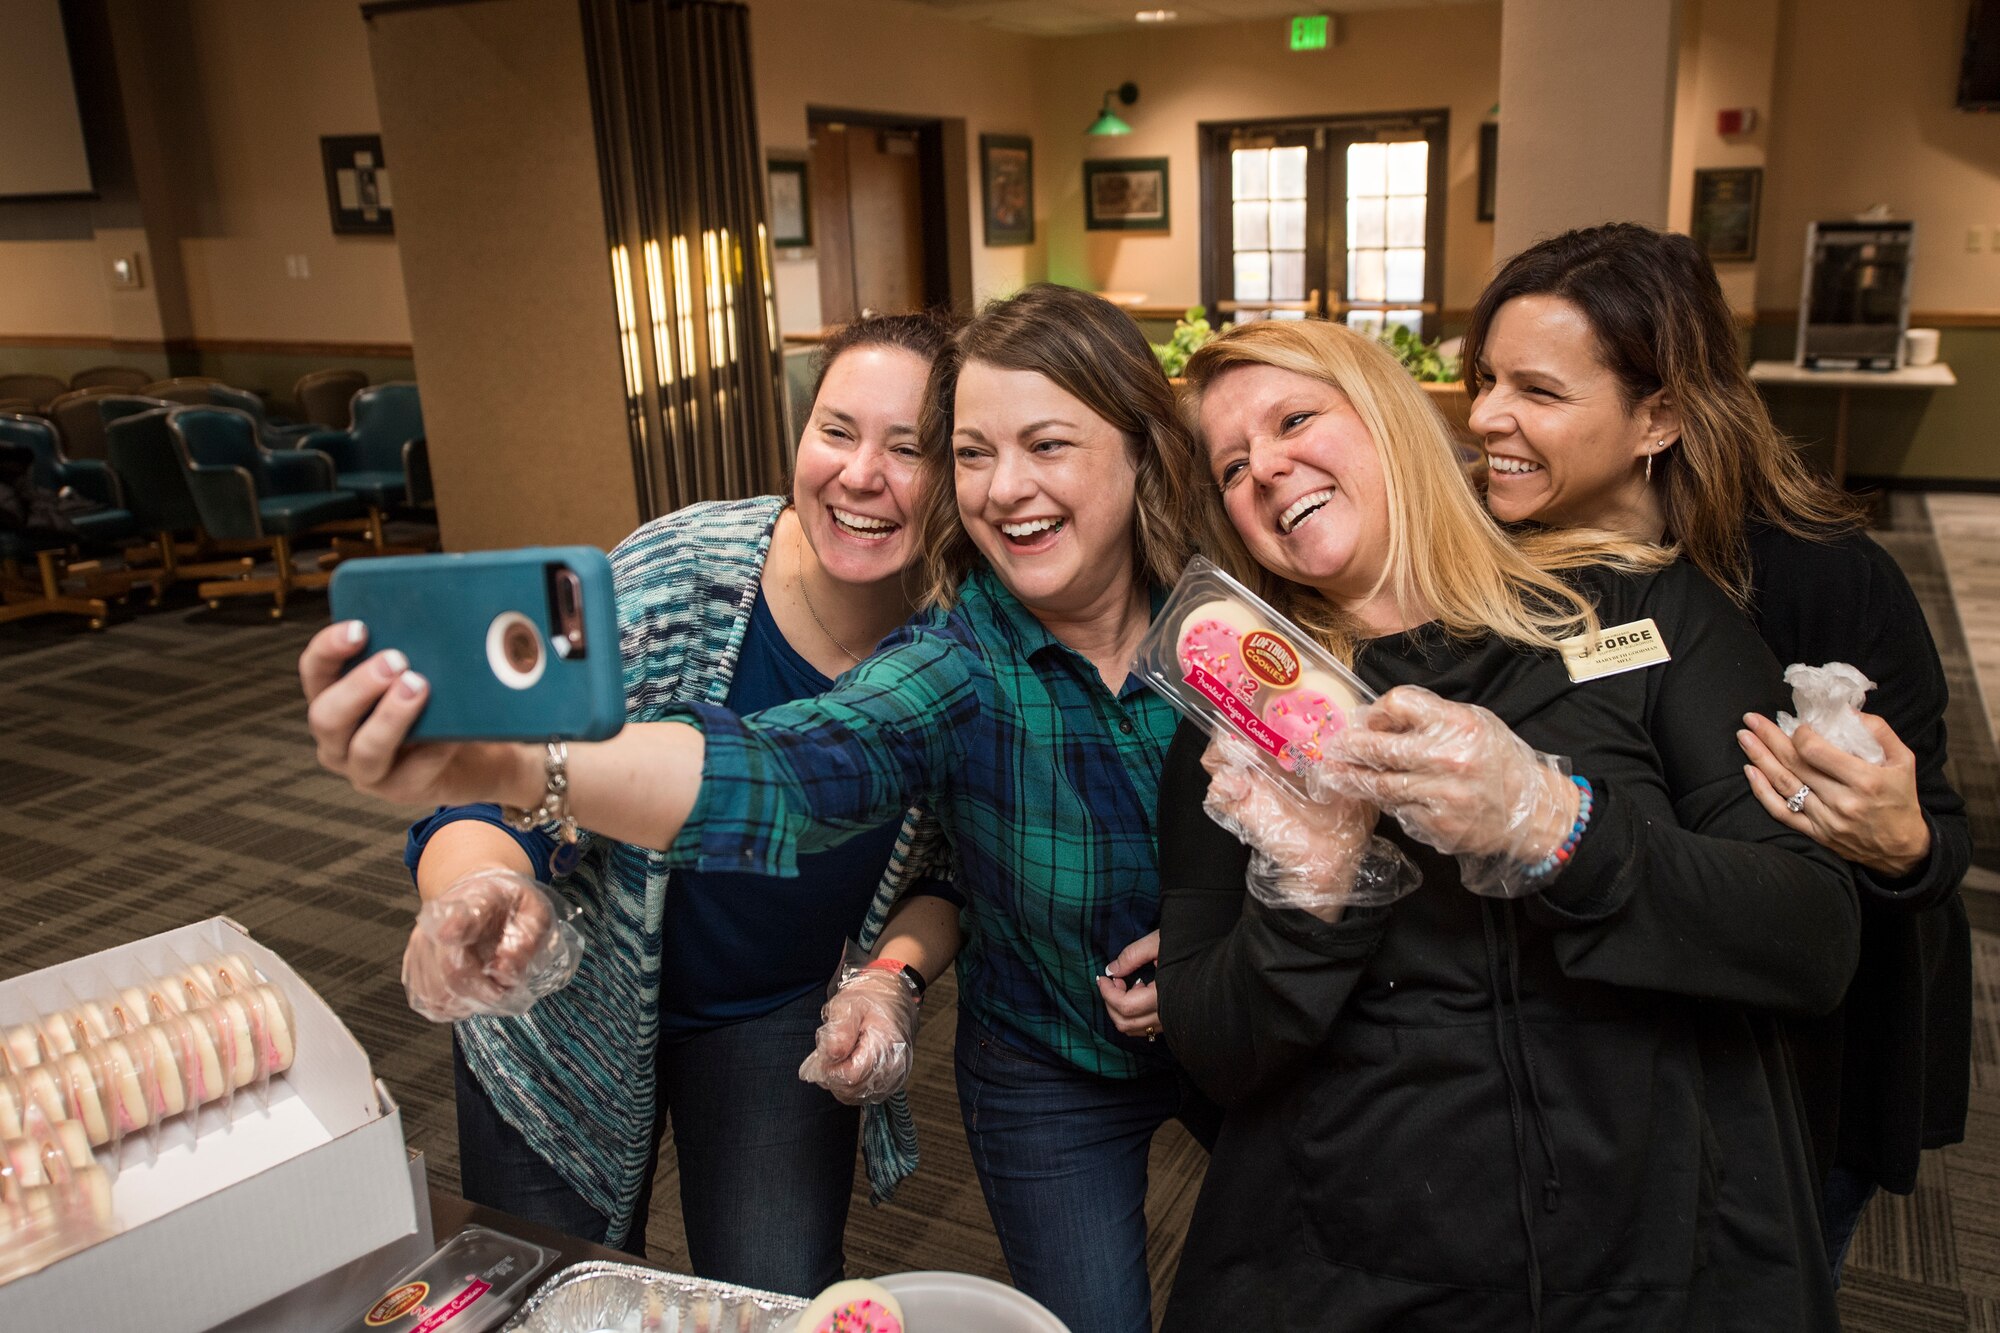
top-left (795, 1279), bottom-right (905, 1333)
top-left (1261, 670), bottom-right (1364, 771)
top-left (1177, 600), bottom-right (1262, 703)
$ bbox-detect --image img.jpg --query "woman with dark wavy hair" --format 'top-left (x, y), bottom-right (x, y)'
top-left (1461, 221), bottom-right (1971, 1281)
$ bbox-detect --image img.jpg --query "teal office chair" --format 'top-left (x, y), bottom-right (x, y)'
top-left (297, 382), bottom-right (431, 553)
top-left (104, 408), bottom-right (257, 597)
top-left (0, 414), bottom-right (151, 628)
top-left (165, 406), bottom-right (366, 616)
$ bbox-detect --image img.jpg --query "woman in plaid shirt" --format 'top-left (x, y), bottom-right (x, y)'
top-left (309, 285), bottom-right (1219, 1333)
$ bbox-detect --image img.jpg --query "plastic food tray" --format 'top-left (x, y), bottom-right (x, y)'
top-left (503, 1260), bottom-right (807, 1333)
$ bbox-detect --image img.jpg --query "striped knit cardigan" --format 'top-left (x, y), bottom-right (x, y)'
top-left (455, 495), bottom-right (944, 1245)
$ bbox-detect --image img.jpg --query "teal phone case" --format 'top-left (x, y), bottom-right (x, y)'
top-left (328, 546), bottom-right (626, 741)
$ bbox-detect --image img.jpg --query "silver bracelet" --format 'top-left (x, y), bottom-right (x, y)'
top-left (501, 740), bottom-right (577, 844)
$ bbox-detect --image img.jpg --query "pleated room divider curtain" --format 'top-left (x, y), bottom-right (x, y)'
top-left (579, 0), bottom-right (789, 517)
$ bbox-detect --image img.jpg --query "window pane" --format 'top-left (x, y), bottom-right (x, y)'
top-left (1345, 310), bottom-right (1385, 334)
top-left (1386, 140), bottom-right (1429, 195)
top-left (1271, 146), bottom-right (1308, 200)
top-left (1271, 199), bottom-right (1307, 250)
top-left (1384, 309), bottom-right (1424, 336)
top-left (1272, 250), bottom-right (1306, 301)
top-left (1387, 196), bottom-right (1426, 247)
top-left (1348, 197), bottom-right (1385, 249)
top-left (1385, 248), bottom-right (1425, 302)
top-left (1234, 201), bottom-right (1269, 250)
top-left (1232, 148), bottom-right (1269, 200)
top-left (1235, 250), bottom-right (1271, 300)
top-left (1271, 309), bottom-right (1308, 321)
top-left (1349, 248), bottom-right (1386, 302)
top-left (1347, 142), bottom-right (1386, 197)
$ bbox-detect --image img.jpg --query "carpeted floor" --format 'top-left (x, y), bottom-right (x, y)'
top-left (0, 496), bottom-right (1994, 1327)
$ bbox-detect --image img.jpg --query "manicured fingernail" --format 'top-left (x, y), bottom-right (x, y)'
top-left (378, 649), bottom-right (408, 677)
top-left (1736, 729), bottom-right (1752, 745)
top-left (344, 620), bottom-right (366, 645)
top-left (398, 669), bottom-right (427, 698)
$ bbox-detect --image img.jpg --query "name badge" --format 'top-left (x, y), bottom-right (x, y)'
top-left (1559, 617), bottom-right (1671, 683)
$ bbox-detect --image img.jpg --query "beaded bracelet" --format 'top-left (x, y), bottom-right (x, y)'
top-left (1520, 775), bottom-right (1594, 885)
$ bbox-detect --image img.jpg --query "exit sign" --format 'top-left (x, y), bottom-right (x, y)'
top-left (1291, 14), bottom-right (1329, 50)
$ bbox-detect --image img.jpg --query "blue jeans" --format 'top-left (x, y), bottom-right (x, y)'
top-left (454, 987), bottom-right (859, 1295)
top-left (1822, 1164), bottom-right (1878, 1287)
top-left (955, 1009), bottom-right (1219, 1333)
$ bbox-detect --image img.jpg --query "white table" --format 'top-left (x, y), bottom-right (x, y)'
top-left (1747, 361), bottom-right (1957, 485)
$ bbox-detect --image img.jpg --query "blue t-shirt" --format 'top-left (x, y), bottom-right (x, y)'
top-left (406, 588), bottom-right (905, 1038)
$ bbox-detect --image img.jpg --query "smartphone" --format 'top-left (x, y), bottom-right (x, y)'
top-left (328, 546), bottom-right (625, 742)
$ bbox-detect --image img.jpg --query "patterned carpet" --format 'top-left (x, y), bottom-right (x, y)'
top-left (0, 496), bottom-right (1991, 1328)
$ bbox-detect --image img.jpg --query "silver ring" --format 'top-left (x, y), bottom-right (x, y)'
top-left (1786, 784), bottom-right (1811, 813)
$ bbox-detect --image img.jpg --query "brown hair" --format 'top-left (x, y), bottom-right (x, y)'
top-left (809, 310), bottom-right (958, 402)
top-left (1181, 319), bottom-right (1666, 663)
top-left (1459, 222), bottom-right (1862, 605)
top-left (913, 284), bottom-right (1200, 608)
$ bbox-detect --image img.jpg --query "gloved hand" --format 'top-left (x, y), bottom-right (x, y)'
top-left (798, 943), bottom-right (921, 1106)
top-left (1309, 686), bottom-right (1580, 898)
top-left (401, 867), bottom-right (584, 1022)
top-left (1200, 734), bottom-right (1421, 918)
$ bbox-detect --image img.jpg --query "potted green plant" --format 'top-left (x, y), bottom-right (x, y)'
top-left (1151, 306), bottom-right (1214, 379)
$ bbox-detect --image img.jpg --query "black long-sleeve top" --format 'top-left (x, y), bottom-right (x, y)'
top-left (1157, 559), bottom-right (1855, 1333)
top-left (1747, 523), bottom-right (1972, 1194)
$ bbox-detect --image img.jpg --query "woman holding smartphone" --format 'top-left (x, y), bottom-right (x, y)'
top-left (302, 285), bottom-right (1215, 1333)
top-left (317, 313), bottom-right (954, 1295)
top-left (1460, 223), bottom-right (1971, 1278)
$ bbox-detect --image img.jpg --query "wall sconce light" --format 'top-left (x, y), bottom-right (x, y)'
top-left (1087, 83), bottom-right (1139, 136)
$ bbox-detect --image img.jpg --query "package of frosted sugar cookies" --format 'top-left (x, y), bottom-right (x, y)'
top-left (1134, 556), bottom-right (1375, 799)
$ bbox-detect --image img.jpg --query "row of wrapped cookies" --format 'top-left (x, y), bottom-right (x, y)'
top-left (0, 1107), bottom-right (118, 1285)
top-left (1, 952), bottom-right (266, 1074)
top-left (0, 958), bottom-right (297, 1153)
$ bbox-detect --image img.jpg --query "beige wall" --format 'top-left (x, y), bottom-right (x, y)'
top-left (368, 0), bottom-right (638, 552)
top-left (1494, 0), bottom-right (1680, 260)
top-left (1667, 0), bottom-right (1779, 314)
top-left (745, 0), bottom-right (1046, 332)
top-left (167, 0), bottom-right (409, 344)
top-left (1761, 0), bottom-right (2000, 314)
top-left (1036, 5), bottom-right (1501, 314)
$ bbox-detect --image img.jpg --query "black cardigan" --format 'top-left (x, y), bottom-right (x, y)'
top-left (1747, 523), bottom-right (1972, 1194)
top-left (1157, 560), bottom-right (1855, 1333)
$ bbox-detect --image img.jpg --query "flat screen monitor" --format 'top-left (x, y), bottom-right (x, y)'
top-left (1965, 0), bottom-right (2000, 109)
top-left (0, 0), bottom-right (95, 198)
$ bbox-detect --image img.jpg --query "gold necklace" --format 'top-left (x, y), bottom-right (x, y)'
top-left (795, 528), bottom-right (863, 664)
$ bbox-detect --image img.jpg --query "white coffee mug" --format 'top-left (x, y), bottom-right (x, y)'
top-left (1904, 327), bottom-right (1940, 367)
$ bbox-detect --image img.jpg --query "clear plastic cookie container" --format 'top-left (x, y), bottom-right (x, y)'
top-left (1133, 556), bottom-right (1376, 801)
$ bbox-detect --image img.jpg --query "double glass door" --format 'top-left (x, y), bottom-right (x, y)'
top-left (1205, 113), bottom-right (1447, 338)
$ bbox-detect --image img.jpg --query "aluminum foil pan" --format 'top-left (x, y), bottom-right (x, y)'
top-left (503, 1260), bottom-right (808, 1333)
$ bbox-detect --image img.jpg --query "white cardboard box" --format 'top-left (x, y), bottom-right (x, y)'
top-left (0, 917), bottom-right (420, 1331)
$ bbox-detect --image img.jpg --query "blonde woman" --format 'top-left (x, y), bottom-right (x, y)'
top-left (1154, 319), bottom-right (1856, 1331)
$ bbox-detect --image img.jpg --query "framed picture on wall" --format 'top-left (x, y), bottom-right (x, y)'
top-left (1083, 157), bottom-right (1169, 231)
top-left (981, 134), bottom-right (1035, 247)
top-left (1477, 123), bottom-right (1498, 222)
top-left (767, 154), bottom-right (812, 251)
top-left (320, 135), bottom-right (393, 235)
top-left (1691, 167), bottom-right (1762, 262)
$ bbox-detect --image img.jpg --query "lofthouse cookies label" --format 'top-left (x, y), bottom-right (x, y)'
top-left (1134, 558), bottom-right (1376, 798)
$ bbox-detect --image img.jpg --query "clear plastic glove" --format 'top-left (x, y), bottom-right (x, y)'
top-left (1199, 734), bottom-right (1420, 918)
top-left (401, 867), bottom-right (584, 1022)
top-left (798, 942), bottom-right (920, 1106)
top-left (1308, 685), bottom-right (1579, 898)
top-left (1777, 662), bottom-right (1884, 763)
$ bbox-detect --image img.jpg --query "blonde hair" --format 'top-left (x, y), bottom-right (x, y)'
top-left (913, 284), bottom-right (1200, 609)
top-left (1181, 320), bottom-right (1666, 662)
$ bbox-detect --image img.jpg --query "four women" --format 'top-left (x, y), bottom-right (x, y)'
top-left (304, 234), bottom-right (1970, 1328)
